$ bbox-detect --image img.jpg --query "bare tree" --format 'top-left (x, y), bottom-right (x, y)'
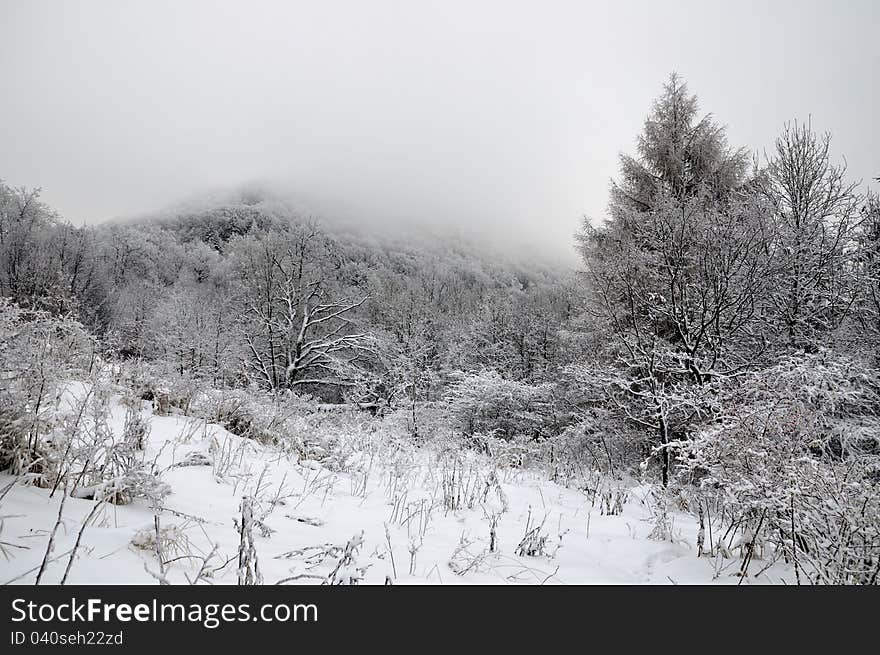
top-left (759, 120), bottom-right (861, 350)
top-left (232, 224), bottom-right (375, 392)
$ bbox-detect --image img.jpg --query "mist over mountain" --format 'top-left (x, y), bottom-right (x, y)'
top-left (120, 182), bottom-right (582, 272)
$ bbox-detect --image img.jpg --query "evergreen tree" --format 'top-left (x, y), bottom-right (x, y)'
top-left (610, 73), bottom-right (748, 217)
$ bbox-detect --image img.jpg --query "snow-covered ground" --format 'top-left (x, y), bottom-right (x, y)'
top-left (0, 388), bottom-right (792, 585)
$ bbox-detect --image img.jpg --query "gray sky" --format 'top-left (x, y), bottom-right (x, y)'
top-left (1, 0), bottom-right (878, 263)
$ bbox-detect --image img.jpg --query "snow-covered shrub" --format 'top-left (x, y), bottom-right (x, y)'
top-left (0, 404), bottom-right (32, 478)
top-left (128, 362), bottom-right (206, 416)
top-left (119, 470), bottom-right (172, 505)
top-left (545, 411), bottom-right (632, 479)
top-left (515, 509), bottom-right (551, 557)
top-left (446, 369), bottom-right (558, 440)
top-left (384, 401), bottom-right (450, 444)
top-left (74, 468), bottom-right (171, 506)
top-left (122, 402), bottom-right (150, 450)
top-left (645, 490), bottom-right (674, 542)
top-left (309, 411), bottom-right (384, 473)
top-left (488, 435), bottom-right (544, 472)
top-left (131, 522), bottom-right (193, 559)
top-left (196, 387), bottom-right (407, 475)
top-left (326, 531), bottom-right (369, 585)
top-left (175, 450), bottom-right (212, 467)
top-left (676, 351), bottom-right (880, 584)
top-left (436, 450), bottom-right (492, 513)
top-left (0, 299), bottom-right (96, 483)
top-left (190, 388), bottom-right (315, 448)
top-left (564, 359), bottom-right (715, 486)
top-left (68, 397), bottom-right (171, 507)
top-left (600, 487), bottom-right (628, 516)
top-left (481, 468), bottom-right (509, 514)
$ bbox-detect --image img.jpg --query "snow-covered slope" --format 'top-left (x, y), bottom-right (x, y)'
top-left (0, 391), bottom-right (792, 585)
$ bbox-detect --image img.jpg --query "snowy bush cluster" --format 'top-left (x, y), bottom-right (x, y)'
top-left (0, 299), bottom-right (96, 483)
top-left (675, 353), bottom-right (880, 583)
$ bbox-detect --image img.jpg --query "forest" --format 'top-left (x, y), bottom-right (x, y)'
top-left (2, 74), bottom-right (879, 585)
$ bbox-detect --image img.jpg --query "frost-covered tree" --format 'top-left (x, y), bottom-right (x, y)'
top-left (856, 191), bottom-right (880, 345)
top-left (608, 73), bottom-right (748, 216)
top-left (229, 224), bottom-right (374, 392)
top-left (759, 121), bottom-right (861, 350)
top-left (577, 76), bottom-right (771, 485)
top-left (0, 183), bottom-right (107, 320)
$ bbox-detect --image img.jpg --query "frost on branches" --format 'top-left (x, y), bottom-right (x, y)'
top-left (676, 352), bottom-right (880, 584)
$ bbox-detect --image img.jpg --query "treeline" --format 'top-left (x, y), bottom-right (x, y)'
top-left (0, 178), bottom-right (583, 412)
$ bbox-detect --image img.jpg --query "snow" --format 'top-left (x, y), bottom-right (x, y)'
top-left (0, 391), bottom-right (793, 585)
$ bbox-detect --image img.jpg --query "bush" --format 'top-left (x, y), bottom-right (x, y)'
top-left (189, 388), bottom-right (314, 446)
top-left (446, 369), bottom-right (558, 440)
top-left (125, 361), bottom-right (205, 416)
top-left (0, 299), bottom-right (95, 482)
top-left (676, 351), bottom-right (880, 584)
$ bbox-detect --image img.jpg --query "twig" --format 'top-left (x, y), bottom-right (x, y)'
top-left (3, 549), bottom-right (74, 585)
top-left (60, 499), bottom-right (107, 584)
top-left (35, 484), bottom-right (69, 585)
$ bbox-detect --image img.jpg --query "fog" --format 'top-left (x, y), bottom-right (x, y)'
top-left (1, 0), bottom-right (878, 263)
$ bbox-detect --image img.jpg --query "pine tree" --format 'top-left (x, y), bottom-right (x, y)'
top-left (609, 73), bottom-right (748, 217)
top-left (576, 75), bottom-right (769, 486)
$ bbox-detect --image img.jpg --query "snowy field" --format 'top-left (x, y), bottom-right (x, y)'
top-left (0, 385), bottom-right (793, 586)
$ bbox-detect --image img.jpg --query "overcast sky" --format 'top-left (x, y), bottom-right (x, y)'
top-left (1, 0), bottom-right (878, 263)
